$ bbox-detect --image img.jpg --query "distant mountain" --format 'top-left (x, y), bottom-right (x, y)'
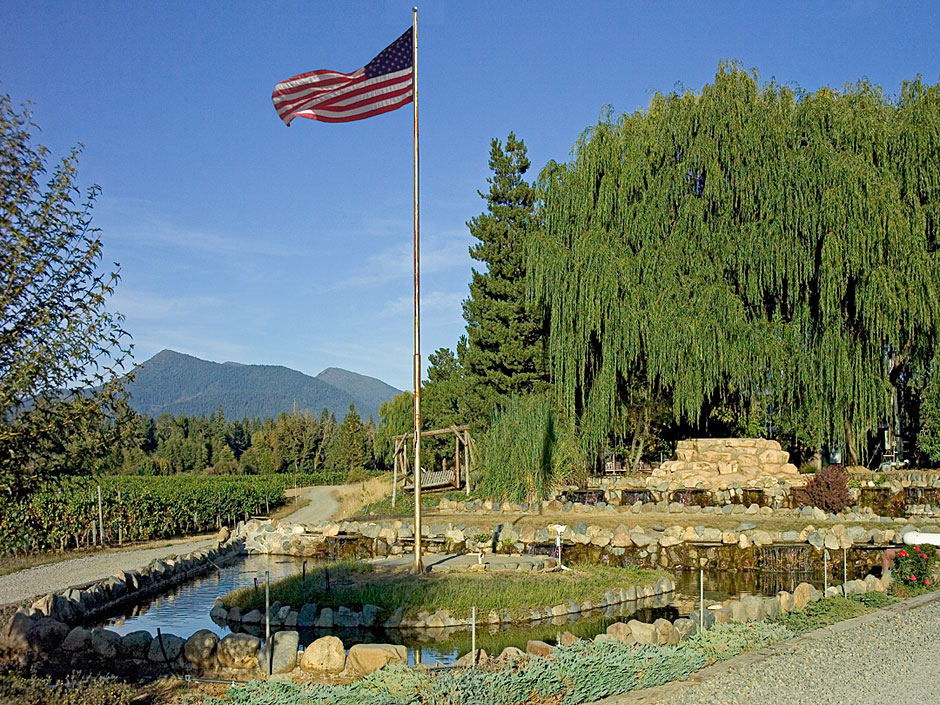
top-left (124, 350), bottom-right (401, 421)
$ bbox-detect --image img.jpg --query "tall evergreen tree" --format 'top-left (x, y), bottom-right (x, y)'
top-left (462, 133), bottom-right (549, 426)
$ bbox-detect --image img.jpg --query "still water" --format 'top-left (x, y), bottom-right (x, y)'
top-left (98, 554), bottom-right (826, 666)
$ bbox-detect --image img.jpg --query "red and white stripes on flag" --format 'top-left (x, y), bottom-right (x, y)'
top-left (272, 28), bottom-right (413, 125)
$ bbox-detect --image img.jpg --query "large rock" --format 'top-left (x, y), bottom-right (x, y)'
top-left (148, 633), bottom-right (185, 663)
top-left (315, 607), bottom-right (334, 628)
top-left (27, 618), bottom-right (69, 652)
top-left (120, 630), bottom-right (153, 659)
top-left (300, 635), bottom-right (346, 672)
top-left (525, 640), bottom-right (554, 658)
top-left (31, 594), bottom-right (79, 624)
top-left (653, 618), bottom-right (679, 645)
top-left (497, 646), bottom-right (527, 664)
top-left (184, 629), bottom-right (219, 668)
top-left (628, 619), bottom-right (657, 645)
top-left (60, 626), bottom-right (93, 653)
top-left (792, 582), bottom-right (820, 608)
top-left (346, 643), bottom-right (407, 675)
top-left (605, 622), bottom-right (635, 644)
top-left (259, 630), bottom-right (299, 674)
top-left (297, 603), bottom-right (318, 627)
top-left (216, 633), bottom-right (261, 669)
top-left (90, 629), bottom-right (122, 659)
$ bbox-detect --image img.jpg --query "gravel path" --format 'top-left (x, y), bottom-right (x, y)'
top-left (611, 593), bottom-right (940, 705)
top-left (284, 484), bottom-right (339, 525)
top-left (0, 485), bottom-right (340, 606)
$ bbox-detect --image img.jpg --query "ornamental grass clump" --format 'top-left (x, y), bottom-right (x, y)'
top-left (892, 545), bottom-right (938, 594)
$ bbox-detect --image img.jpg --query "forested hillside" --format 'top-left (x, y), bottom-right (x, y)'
top-left (124, 350), bottom-right (399, 421)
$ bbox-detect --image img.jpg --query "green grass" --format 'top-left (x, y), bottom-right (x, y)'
top-left (222, 561), bottom-right (664, 621)
top-left (352, 489), bottom-right (485, 519)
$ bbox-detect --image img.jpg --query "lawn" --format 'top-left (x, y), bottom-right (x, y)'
top-left (222, 560), bottom-right (665, 621)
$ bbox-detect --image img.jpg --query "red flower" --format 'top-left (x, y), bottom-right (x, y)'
top-left (910, 575), bottom-right (917, 581)
top-left (926, 579), bottom-right (931, 586)
top-left (898, 550), bottom-right (908, 557)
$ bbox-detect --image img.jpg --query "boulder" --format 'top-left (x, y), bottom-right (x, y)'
top-left (673, 618), bottom-right (696, 641)
top-left (653, 618), bottom-right (679, 645)
top-left (148, 633), bottom-right (185, 663)
top-left (776, 591), bottom-right (795, 614)
top-left (558, 631), bottom-right (579, 647)
top-left (454, 649), bottom-right (487, 667)
top-left (297, 603), bottom-right (318, 627)
top-left (120, 630), bottom-right (153, 659)
top-left (315, 607), bottom-right (334, 628)
top-left (242, 609), bottom-right (264, 625)
top-left (688, 609), bottom-right (716, 631)
top-left (60, 626), bottom-right (93, 653)
top-left (525, 640), bottom-right (554, 658)
top-left (27, 618), bottom-right (69, 652)
top-left (606, 622), bottom-right (636, 644)
top-left (792, 582), bottom-right (820, 608)
top-left (90, 629), bottom-right (122, 659)
top-left (184, 629), bottom-right (219, 668)
top-left (346, 643), bottom-right (407, 675)
top-left (216, 633), bottom-right (262, 669)
top-left (497, 646), bottom-right (527, 664)
top-left (31, 594), bottom-right (79, 625)
top-left (259, 630), bottom-right (299, 674)
top-left (628, 619), bottom-right (657, 645)
top-left (300, 635), bottom-right (346, 672)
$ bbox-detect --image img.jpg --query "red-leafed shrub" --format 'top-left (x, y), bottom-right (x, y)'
top-left (798, 464), bottom-right (850, 513)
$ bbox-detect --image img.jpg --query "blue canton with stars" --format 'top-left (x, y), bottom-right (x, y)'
top-left (365, 28), bottom-right (413, 78)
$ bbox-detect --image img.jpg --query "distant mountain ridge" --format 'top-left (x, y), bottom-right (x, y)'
top-left (123, 350), bottom-right (400, 421)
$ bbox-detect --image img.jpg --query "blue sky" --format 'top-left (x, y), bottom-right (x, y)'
top-left (3, 1), bottom-right (939, 390)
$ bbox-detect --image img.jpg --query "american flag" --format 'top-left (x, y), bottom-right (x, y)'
top-left (272, 28), bottom-right (413, 125)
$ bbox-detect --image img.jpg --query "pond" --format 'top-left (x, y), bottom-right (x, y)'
top-left (95, 553), bottom-right (835, 666)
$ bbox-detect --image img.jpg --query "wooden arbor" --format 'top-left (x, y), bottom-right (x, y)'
top-left (393, 424), bottom-right (474, 497)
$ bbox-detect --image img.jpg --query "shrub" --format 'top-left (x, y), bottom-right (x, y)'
top-left (798, 464), bottom-right (849, 513)
top-left (892, 545), bottom-right (938, 591)
top-left (0, 670), bottom-right (136, 705)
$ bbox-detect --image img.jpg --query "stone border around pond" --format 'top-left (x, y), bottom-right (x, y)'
top-left (215, 574), bottom-right (677, 630)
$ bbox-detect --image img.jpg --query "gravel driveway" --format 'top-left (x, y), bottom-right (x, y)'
top-left (603, 592), bottom-right (940, 705)
top-left (0, 485), bottom-right (340, 606)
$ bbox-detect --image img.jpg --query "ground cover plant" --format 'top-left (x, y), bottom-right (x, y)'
top-left (0, 668), bottom-right (138, 705)
top-left (222, 561), bottom-right (664, 621)
top-left (183, 621), bottom-right (793, 705)
top-left (0, 474), bottom-right (315, 555)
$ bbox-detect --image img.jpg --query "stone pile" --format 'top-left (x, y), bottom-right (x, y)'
top-left (651, 438), bottom-right (806, 491)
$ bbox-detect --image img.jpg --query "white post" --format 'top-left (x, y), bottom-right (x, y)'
top-left (97, 484), bottom-right (105, 547)
top-left (699, 566), bottom-right (704, 632)
top-left (471, 606), bottom-right (476, 662)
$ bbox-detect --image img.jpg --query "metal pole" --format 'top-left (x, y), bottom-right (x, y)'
top-left (843, 547), bottom-right (848, 596)
top-left (464, 431), bottom-right (470, 496)
top-left (824, 548), bottom-right (829, 594)
top-left (471, 606), bottom-right (477, 663)
top-left (117, 490), bottom-right (123, 545)
top-left (699, 567), bottom-right (704, 632)
top-left (97, 484), bottom-right (105, 547)
top-left (411, 5), bottom-right (423, 575)
top-left (265, 570), bottom-right (271, 675)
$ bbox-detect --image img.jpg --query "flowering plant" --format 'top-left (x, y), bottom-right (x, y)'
top-left (893, 544), bottom-right (938, 591)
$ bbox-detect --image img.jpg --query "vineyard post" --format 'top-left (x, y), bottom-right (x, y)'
top-left (117, 490), bottom-right (123, 545)
top-left (97, 484), bottom-right (105, 547)
top-left (92, 520), bottom-right (97, 547)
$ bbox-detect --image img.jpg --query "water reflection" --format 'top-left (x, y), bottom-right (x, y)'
top-left (98, 556), bottom-right (836, 667)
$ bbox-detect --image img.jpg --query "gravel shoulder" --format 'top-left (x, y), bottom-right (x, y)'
top-left (596, 590), bottom-right (940, 705)
top-left (0, 485), bottom-right (340, 607)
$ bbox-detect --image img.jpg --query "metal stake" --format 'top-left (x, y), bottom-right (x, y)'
top-left (97, 484), bottom-right (105, 547)
top-left (843, 547), bottom-right (848, 597)
top-left (471, 606), bottom-right (476, 663)
top-left (824, 548), bottom-right (829, 594)
top-left (265, 571), bottom-right (271, 675)
top-left (699, 567), bottom-right (704, 632)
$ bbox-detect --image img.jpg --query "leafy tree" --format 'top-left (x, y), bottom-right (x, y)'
top-left (0, 96), bottom-right (132, 496)
top-left (461, 133), bottom-right (549, 428)
top-left (375, 390), bottom-right (414, 466)
top-left (918, 369), bottom-right (940, 463)
top-left (531, 65), bottom-right (940, 463)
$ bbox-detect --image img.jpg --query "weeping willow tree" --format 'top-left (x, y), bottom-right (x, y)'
top-left (531, 64), bottom-right (940, 463)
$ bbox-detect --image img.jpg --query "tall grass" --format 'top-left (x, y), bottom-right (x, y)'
top-left (476, 393), bottom-right (584, 502)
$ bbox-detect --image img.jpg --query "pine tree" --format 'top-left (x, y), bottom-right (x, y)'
top-left (462, 133), bottom-right (549, 427)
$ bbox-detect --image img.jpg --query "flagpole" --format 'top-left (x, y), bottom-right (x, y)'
top-left (411, 5), bottom-right (424, 575)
